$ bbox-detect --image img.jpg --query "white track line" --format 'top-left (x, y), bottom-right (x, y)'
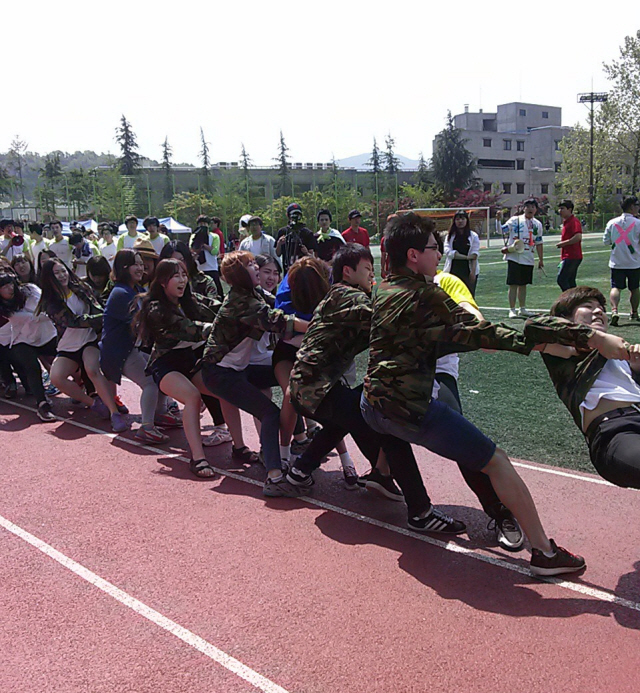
top-left (2, 398), bottom-right (640, 615)
top-left (0, 514), bottom-right (289, 693)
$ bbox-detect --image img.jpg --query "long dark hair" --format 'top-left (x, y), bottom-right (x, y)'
top-left (159, 240), bottom-right (199, 279)
top-left (113, 249), bottom-right (139, 284)
top-left (447, 211), bottom-right (471, 243)
top-left (36, 249), bottom-right (57, 284)
top-left (0, 272), bottom-right (27, 318)
top-left (36, 257), bottom-right (86, 314)
top-left (86, 255), bottom-right (112, 291)
top-left (132, 258), bottom-right (201, 345)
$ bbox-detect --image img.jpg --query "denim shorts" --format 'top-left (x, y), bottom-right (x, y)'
top-left (361, 396), bottom-right (496, 472)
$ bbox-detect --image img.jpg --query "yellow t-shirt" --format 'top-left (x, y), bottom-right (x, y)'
top-left (435, 270), bottom-right (478, 309)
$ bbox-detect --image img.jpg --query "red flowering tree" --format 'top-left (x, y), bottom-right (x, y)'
top-left (449, 188), bottom-right (503, 216)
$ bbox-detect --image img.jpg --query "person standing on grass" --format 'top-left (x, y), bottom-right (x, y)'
top-left (526, 286), bottom-right (640, 489)
top-left (603, 195), bottom-right (640, 325)
top-left (442, 210), bottom-right (480, 296)
top-left (117, 215), bottom-right (146, 251)
top-left (48, 220), bottom-right (73, 267)
top-left (315, 209), bottom-right (346, 262)
top-left (361, 212), bottom-right (630, 576)
top-left (500, 198), bottom-right (544, 318)
top-left (276, 203), bottom-right (318, 273)
top-left (143, 217), bottom-right (170, 255)
top-left (342, 210), bottom-right (370, 247)
top-left (556, 199), bottom-right (583, 291)
top-left (239, 216), bottom-right (279, 263)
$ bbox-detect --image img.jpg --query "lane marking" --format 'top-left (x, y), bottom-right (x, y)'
top-left (480, 248), bottom-right (610, 266)
top-left (2, 398), bottom-right (640, 615)
top-left (0, 514), bottom-right (290, 693)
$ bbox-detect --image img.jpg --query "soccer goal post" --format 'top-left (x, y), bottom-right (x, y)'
top-left (398, 207), bottom-right (494, 248)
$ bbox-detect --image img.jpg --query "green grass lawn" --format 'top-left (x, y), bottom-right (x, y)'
top-left (356, 238), bottom-right (640, 472)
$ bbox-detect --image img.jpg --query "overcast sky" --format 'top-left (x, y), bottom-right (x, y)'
top-left (3, 1), bottom-right (635, 166)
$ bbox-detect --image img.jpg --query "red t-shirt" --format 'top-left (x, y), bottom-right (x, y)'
top-left (560, 215), bottom-right (583, 260)
top-left (212, 228), bottom-right (225, 256)
top-left (342, 226), bottom-right (370, 247)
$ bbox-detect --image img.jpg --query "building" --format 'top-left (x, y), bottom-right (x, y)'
top-left (440, 102), bottom-right (572, 209)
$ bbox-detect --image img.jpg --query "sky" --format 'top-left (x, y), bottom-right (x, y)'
top-left (2, 1), bottom-right (635, 167)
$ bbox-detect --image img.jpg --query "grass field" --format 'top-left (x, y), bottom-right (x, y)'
top-left (355, 237), bottom-right (640, 473)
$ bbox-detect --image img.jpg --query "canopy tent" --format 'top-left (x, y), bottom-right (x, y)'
top-left (62, 219), bottom-right (99, 233)
top-left (117, 217), bottom-right (192, 234)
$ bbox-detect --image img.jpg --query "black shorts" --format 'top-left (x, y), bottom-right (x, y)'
top-left (610, 268), bottom-right (640, 291)
top-left (148, 346), bottom-right (203, 387)
top-left (506, 261), bottom-right (534, 286)
top-left (272, 340), bottom-right (298, 368)
top-left (56, 340), bottom-right (100, 366)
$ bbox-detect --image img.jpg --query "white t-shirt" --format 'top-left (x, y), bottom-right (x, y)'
top-left (197, 233), bottom-right (219, 272)
top-left (580, 359), bottom-right (640, 424)
top-left (0, 236), bottom-right (27, 262)
top-left (56, 292), bottom-right (97, 353)
top-left (30, 238), bottom-right (49, 267)
top-left (603, 213), bottom-right (640, 270)
top-left (218, 336), bottom-right (255, 371)
top-left (99, 240), bottom-right (117, 267)
top-left (148, 233), bottom-right (170, 255)
top-left (249, 333), bottom-right (274, 367)
top-left (7, 284), bottom-right (57, 348)
top-left (49, 237), bottom-right (73, 266)
top-left (117, 232), bottom-right (147, 251)
top-left (501, 215), bottom-right (543, 266)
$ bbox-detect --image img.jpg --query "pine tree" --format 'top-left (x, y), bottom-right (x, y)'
top-left (199, 127), bottom-right (212, 192)
top-left (274, 130), bottom-right (291, 197)
top-left (432, 111), bottom-right (476, 200)
top-left (115, 116), bottom-right (141, 176)
top-left (367, 137), bottom-right (382, 174)
top-left (414, 152), bottom-right (431, 190)
top-left (240, 143), bottom-right (252, 206)
top-left (8, 137), bottom-right (28, 207)
top-left (161, 137), bottom-right (173, 200)
top-left (382, 133), bottom-right (401, 174)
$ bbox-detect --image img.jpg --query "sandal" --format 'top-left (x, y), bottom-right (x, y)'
top-left (189, 458), bottom-right (217, 478)
top-left (231, 446), bottom-right (260, 464)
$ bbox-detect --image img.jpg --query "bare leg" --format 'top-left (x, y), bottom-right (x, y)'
top-left (192, 370), bottom-right (244, 448)
top-left (82, 348), bottom-right (118, 415)
top-left (631, 288), bottom-right (639, 314)
top-left (517, 285), bottom-right (527, 309)
top-left (508, 285), bottom-right (518, 310)
top-left (610, 287), bottom-right (621, 313)
top-left (274, 360), bottom-right (297, 447)
top-left (482, 448), bottom-right (551, 552)
top-left (50, 356), bottom-right (93, 405)
top-left (160, 372), bottom-right (206, 460)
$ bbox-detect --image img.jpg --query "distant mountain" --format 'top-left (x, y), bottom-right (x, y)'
top-left (336, 153), bottom-right (420, 170)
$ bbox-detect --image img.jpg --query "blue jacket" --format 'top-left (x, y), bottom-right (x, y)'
top-left (99, 282), bottom-right (143, 384)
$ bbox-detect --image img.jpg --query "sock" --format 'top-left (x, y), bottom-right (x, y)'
top-left (339, 451), bottom-right (354, 469)
top-left (214, 424), bottom-right (228, 432)
top-left (280, 445), bottom-right (290, 461)
top-left (269, 473), bottom-right (283, 483)
top-left (542, 548), bottom-right (556, 558)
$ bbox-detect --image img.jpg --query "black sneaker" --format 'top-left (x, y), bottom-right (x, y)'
top-left (610, 312), bottom-right (619, 326)
top-left (4, 383), bottom-right (17, 399)
top-left (408, 508), bottom-right (466, 535)
top-left (530, 539), bottom-right (586, 577)
top-left (356, 470), bottom-right (373, 488)
top-left (365, 469), bottom-right (404, 502)
top-left (37, 401), bottom-right (56, 422)
top-left (291, 438), bottom-right (311, 456)
top-left (286, 466), bottom-right (314, 489)
top-left (488, 505), bottom-right (524, 552)
top-left (263, 475), bottom-right (306, 498)
top-left (632, 312), bottom-right (640, 321)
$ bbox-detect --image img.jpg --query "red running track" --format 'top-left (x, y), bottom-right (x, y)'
top-left (1, 384), bottom-right (639, 693)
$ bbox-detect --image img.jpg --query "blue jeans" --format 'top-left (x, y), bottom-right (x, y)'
top-left (201, 364), bottom-right (281, 472)
top-left (361, 396), bottom-right (496, 473)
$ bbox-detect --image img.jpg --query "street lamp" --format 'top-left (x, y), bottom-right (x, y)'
top-left (577, 91), bottom-right (609, 215)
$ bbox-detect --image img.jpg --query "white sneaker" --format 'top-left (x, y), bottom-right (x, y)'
top-left (203, 427), bottom-right (232, 447)
top-left (518, 307), bottom-right (532, 317)
top-left (508, 309), bottom-right (518, 319)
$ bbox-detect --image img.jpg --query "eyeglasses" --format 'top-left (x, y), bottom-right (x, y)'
top-left (423, 244), bottom-right (440, 251)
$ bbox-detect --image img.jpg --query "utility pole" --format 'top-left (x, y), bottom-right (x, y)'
top-left (577, 92), bottom-right (608, 215)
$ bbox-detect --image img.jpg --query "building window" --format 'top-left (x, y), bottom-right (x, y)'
top-left (541, 184), bottom-right (549, 194)
top-left (554, 140), bottom-right (561, 151)
top-left (483, 182), bottom-right (492, 192)
top-left (516, 140), bottom-right (525, 151)
top-left (483, 138), bottom-right (492, 147)
top-left (503, 140), bottom-right (512, 150)
top-left (516, 159), bottom-right (525, 170)
top-left (616, 187), bottom-right (623, 195)
top-left (519, 109), bottom-right (526, 116)
top-left (503, 183), bottom-right (512, 194)
top-left (477, 159), bottom-right (516, 170)
top-left (542, 111), bottom-right (549, 119)
top-left (517, 183), bottom-right (525, 195)
top-left (555, 162), bottom-right (562, 173)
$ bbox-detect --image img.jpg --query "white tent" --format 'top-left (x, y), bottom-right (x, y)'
top-left (117, 217), bottom-right (192, 234)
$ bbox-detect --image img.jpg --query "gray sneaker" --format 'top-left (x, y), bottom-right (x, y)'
top-left (90, 396), bottom-right (110, 419)
top-left (111, 412), bottom-right (130, 433)
top-left (489, 508), bottom-right (524, 552)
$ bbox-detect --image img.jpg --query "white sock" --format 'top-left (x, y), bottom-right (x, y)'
top-left (339, 451), bottom-right (354, 469)
top-left (542, 548), bottom-right (556, 558)
top-left (280, 445), bottom-right (290, 461)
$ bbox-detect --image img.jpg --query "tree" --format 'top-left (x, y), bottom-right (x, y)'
top-left (240, 143), bottom-right (252, 206)
top-left (367, 138), bottom-right (382, 174)
top-left (432, 111), bottom-right (476, 199)
top-left (400, 183), bottom-right (446, 209)
top-left (274, 130), bottom-right (291, 197)
top-left (0, 165), bottom-right (11, 198)
top-left (161, 137), bottom-right (173, 200)
top-left (115, 115), bottom-right (141, 176)
top-left (35, 152), bottom-right (63, 214)
top-left (8, 136), bottom-right (28, 207)
top-left (199, 127), bottom-right (213, 193)
top-left (414, 152), bottom-right (431, 190)
top-left (602, 30), bottom-right (640, 193)
top-left (449, 187), bottom-right (503, 216)
top-left (382, 133), bottom-right (401, 174)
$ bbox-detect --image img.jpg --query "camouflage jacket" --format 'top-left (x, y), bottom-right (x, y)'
top-left (43, 283), bottom-right (104, 337)
top-left (190, 272), bottom-right (219, 301)
top-left (523, 315), bottom-right (604, 429)
top-left (363, 268), bottom-right (533, 432)
top-left (146, 296), bottom-right (218, 366)
top-left (202, 285), bottom-right (296, 365)
top-left (290, 283), bottom-right (372, 415)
